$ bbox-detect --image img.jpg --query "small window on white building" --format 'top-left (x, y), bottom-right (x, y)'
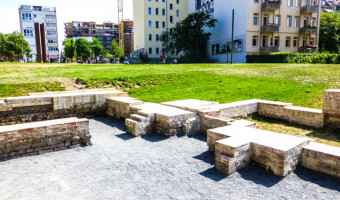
top-left (23, 29), bottom-right (33, 37)
top-left (253, 14), bottom-right (258, 26)
top-left (252, 36), bottom-right (258, 47)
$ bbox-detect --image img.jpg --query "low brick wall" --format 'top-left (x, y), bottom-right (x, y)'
top-left (107, 97), bottom-right (144, 119)
top-left (199, 115), bottom-right (233, 134)
top-left (323, 89), bottom-right (340, 128)
top-left (258, 100), bottom-right (293, 121)
top-left (301, 142), bottom-right (340, 178)
top-left (0, 117), bottom-right (91, 161)
top-left (0, 90), bottom-right (127, 126)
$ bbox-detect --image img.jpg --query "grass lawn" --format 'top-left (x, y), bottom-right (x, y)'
top-left (0, 62), bottom-right (339, 146)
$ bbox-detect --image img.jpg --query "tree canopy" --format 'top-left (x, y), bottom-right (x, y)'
top-left (75, 38), bottom-right (91, 61)
top-left (91, 37), bottom-right (104, 57)
top-left (160, 11), bottom-right (217, 62)
top-left (319, 12), bottom-right (340, 53)
top-left (63, 38), bottom-right (76, 60)
top-left (110, 40), bottom-right (123, 59)
top-left (0, 32), bottom-right (31, 60)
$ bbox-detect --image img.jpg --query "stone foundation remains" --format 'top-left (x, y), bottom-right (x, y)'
top-left (0, 89), bottom-right (127, 126)
top-left (0, 89), bottom-right (339, 179)
top-left (0, 117), bottom-right (91, 161)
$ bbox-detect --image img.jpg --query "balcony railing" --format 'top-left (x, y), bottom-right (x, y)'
top-left (262, 1), bottom-right (281, 10)
top-left (46, 26), bottom-right (57, 30)
top-left (46, 35), bottom-right (57, 38)
top-left (46, 18), bottom-right (56, 23)
top-left (261, 24), bottom-right (280, 32)
top-left (300, 26), bottom-right (317, 34)
top-left (48, 43), bottom-right (58, 47)
top-left (301, 5), bottom-right (319, 13)
top-left (299, 45), bottom-right (318, 53)
top-left (260, 47), bottom-right (279, 54)
top-left (48, 50), bottom-right (59, 54)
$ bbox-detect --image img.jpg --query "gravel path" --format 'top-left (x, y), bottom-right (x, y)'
top-left (0, 118), bottom-right (339, 200)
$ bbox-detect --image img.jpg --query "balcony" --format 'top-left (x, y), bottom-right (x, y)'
top-left (300, 26), bottom-right (317, 34)
top-left (301, 5), bottom-right (319, 13)
top-left (260, 47), bottom-right (279, 54)
top-left (48, 43), bottom-right (58, 47)
top-left (262, 1), bottom-right (281, 11)
top-left (46, 35), bottom-right (57, 38)
top-left (299, 45), bottom-right (318, 53)
top-left (261, 24), bottom-right (279, 32)
top-left (48, 50), bottom-right (59, 54)
top-left (46, 18), bottom-right (56, 23)
top-left (46, 26), bottom-right (57, 31)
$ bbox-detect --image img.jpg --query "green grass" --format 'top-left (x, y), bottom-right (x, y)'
top-left (0, 63), bottom-right (339, 109)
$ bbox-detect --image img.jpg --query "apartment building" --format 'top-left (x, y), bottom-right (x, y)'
top-left (133, 0), bottom-right (188, 60)
top-left (188, 0), bottom-right (321, 63)
top-left (19, 5), bottom-right (59, 63)
top-left (64, 20), bottom-right (134, 57)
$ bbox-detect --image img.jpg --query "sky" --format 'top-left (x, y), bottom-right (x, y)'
top-left (0, 0), bottom-right (133, 48)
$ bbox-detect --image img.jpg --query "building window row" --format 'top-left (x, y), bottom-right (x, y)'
top-left (149, 7), bottom-right (180, 17)
top-left (149, 34), bottom-right (161, 41)
top-left (22, 13), bottom-right (32, 21)
top-left (252, 35), bottom-right (315, 48)
top-left (253, 13), bottom-right (316, 28)
top-left (148, 47), bottom-right (162, 55)
top-left (23, 29), bottom-right (33, 37)
top-left (148, 0), bottom-right (179, 4)
top-left (149, 20), bottom-right (167, 28)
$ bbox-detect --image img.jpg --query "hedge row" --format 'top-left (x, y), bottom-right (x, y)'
top-left (246, 53), bottom-right (340, 64)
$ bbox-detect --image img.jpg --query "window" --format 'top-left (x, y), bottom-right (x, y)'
top-left (170, 3), bottom-right (173, 10)
top-left (275, 15), bottom-right (280, 25)
top-left (162, 9), bottom-right (165, 16)
top-left (287, 16), bottom-right (292, 27)
top-left (286, 37), bottom-right (291, 47)
top-left (34, 14), bottom-right (37, 18)
top-left (294, 16), bottom-right (299, 28)
top-left (22, 13), bottom-right (32, 20)
top-left (149, 34), bottom-right (152, 41)
top-left (262, 36), bottom-right (267, 47)
top-left (176, 10), bottom-right (180, 17)
top-left (148, 7), bottom-right (152, 15)
top-left (176, 0), bottom-right (179, 4)
top-left (148, 20), bottom-right (152, 28)
top-left (23, 29), bottom-right (33, 37)
top-left (288, 0), bottom-right (292, 6)
top-left (149, 48), bottom-right (152, 54)
top-left (156, 8), bottom-right (159, 15)
top-left (156, 34), bottom-right (160, 41)
top-left (311, 0), bottom-right (316, 6)
top-left (296, 0), bottom-right (300, 7)
top-left (310, 38), bottom-right (315, 45)
top-left (274, 36), bottom-right (279, 47)
top-left (254, 0), bottom-right (259, 3)
top-left (253, 14), bottom-right (258, 26)
top-left (162, 21), bottom-right (166, 28)
top-left (156, 21), bottom-right (159, 28)
top-left (311, 17), bottom-right (315, 25)
top-left (263, 14), bottom-right (268, 25)
top-left (156, 48), bottom-right (160, 54)
top-left (293, 37), bottom-right (298, 47)
top-left (170, 16), bottom-right (173, 23)
top-left (252, 36), bottom-right (258, 47)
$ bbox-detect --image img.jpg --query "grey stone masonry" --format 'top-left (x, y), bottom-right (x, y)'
top-left (0, 117), bottom-right (91, 161)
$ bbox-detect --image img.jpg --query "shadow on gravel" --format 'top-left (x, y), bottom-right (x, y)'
top-left (294, 166), bottom-right (340, 191)
top-left (193, 151), bottom-right (215, 165)
top-left (91, 117), bottom-right (127, 131)
top-left (115, 133), bottom-right (135, 140)
top-left (238, 165), bottom-right (282, 187)
top-left (188, 134), bottom-right (207, 142)
top-left (142, 133), bottom-right (171, 143)
top-left (199, 167), bottom-right (229, 182)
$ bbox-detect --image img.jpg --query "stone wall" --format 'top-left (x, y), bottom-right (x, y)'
top-left (0, 117), bottom-right (91, 161)
top-left (258, 101), bottom-right (324, 128)
top-left (301, 142), bottom-right (340, 178)
top-left (0, 90), bottom-right (127, 126)
top-left (323, 89), bottom-right (340, 128)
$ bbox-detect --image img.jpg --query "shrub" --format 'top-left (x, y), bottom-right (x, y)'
top-left (246, 53), bottom-right (295, 63)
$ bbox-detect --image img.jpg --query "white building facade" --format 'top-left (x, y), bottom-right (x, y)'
top-left (19, 5), bottom-right (59, 63)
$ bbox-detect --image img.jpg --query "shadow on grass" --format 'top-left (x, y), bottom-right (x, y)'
top-left (249, 115), bottom-right (340, 145)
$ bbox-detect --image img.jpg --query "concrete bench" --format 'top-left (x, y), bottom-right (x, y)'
top-left (0, 117), bottom-right (91, 161)
top-left (302, 142), bottom-right (340, 178)
top-left (208, 126), bottom-right (311, 176)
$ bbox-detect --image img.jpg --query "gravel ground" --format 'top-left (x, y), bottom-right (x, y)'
top-left (0, 118), bottom-right (339, 200)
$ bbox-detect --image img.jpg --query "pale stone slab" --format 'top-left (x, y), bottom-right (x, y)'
top-left (161, 99), bottom-right (219, 112)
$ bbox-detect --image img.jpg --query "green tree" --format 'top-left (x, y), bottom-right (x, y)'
top-left (0, 33), bottom-right (5, 54)
top-left (160, 11), bottom-right (217, 62)
top-left (63, 38), bottom-right (76, 61)
top-left (2, 32), bottom-right (30, 60)
top-left (75, 38), bottom-right (90, 62)
top-left (110, 40), bottom-right (123, 60)
top-left (90, 38), bottom-right (104, 62)
top-left (319, 12), bottom-right (340, 53)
